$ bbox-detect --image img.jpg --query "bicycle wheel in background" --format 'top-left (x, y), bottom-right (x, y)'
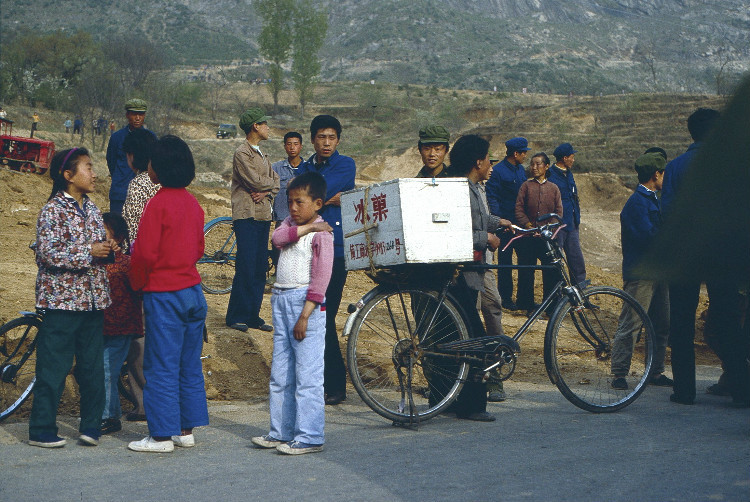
top-left (198, 217), bottom-right (236, 294)
top-left (0, 316), bottom-right (40, 421)
top-left (347, 288), bottom-right (470, 423)
top-left (544, 286), bottom-right (654, 413)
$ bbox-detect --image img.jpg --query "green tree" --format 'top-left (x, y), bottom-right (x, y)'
top-left (291, 1), bottom-right (327, 119)
top-left (254, 0), bottom-right (295, 113)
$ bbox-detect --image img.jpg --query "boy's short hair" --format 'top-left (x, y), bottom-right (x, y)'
top-left (148, 135), bottom-right (195, 188)
top-left (687, 108), bottom-right (720, 142)
top-left (284, 131), bottom-right (303, 143)
top-left (287, 171), bottom-right (327, 202)
top-left (123, 128), bottom-right (157, 173)
top-left (310, 115), bottom-right (342, 140)
top-left (449, 134), bottom-right (490, 176)
top-left (102, 212), bottom-right (129, 246)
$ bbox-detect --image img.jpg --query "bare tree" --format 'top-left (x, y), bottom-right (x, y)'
top-left (633, 37), bottom-right (658, 88)
top-left (103, 35), bottom-right (166, 91)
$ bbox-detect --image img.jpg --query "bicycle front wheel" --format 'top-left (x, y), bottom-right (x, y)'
top-left (347, 288), bottom-right (470, 423)
top-left (198, 218), bottom-right (235, 294)
top-left (544, 286), bottom-right (654, 413)
top-left (0, 316), bottom-right (40, 421)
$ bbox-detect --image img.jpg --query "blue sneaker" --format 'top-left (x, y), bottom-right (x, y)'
top-left (79, 429), bottom-right (101, 446)
top-left (29, 433), bottom-right (67, 448)
top-left (276, 440), bottom-right (323, 455)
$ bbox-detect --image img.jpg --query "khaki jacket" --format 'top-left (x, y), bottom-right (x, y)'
top-left (231, 140), bottom-right (280, 221)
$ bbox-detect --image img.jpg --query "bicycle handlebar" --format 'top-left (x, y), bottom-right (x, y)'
top-left (497, 213), bottom-right (566, 252)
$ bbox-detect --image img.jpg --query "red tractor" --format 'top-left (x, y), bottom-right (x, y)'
top-left (1, 117), bottom-right (55, 174)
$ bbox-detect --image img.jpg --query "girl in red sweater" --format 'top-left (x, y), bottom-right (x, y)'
top-left (127, 136), bottom-right (208, 453)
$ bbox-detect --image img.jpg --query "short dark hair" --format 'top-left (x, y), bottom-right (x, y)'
top-left (123, 128), bottom-right (157, 173)
top-left (102, 212), bottom-right (130, 248)
top-left (310, 115), bottom-right (342, 140)
top-left (417, 141), bottom-right (450, 152)
top-left (284, 131), bottom-right (303, 143)
top-left (687, 108), bottom-right (720, 142)
top-left (48, 147), bottom-right (90, 200)
top-left (148, 135), bottom-right (195, 188)
top-left (637, 168), bottom-right (657, 184)
top-left (449, 135), bottom-right (490, 176)
top-left (287, 171), bottom-right (327, 202)
top-left (531, 152), bottom-right (550, 166)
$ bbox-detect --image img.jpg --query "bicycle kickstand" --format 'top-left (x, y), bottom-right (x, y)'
top-left (392, 357), bottom-right (419, 430)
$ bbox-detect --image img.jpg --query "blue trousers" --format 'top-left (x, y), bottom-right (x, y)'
top-left (102, 335), bottom-right (137, 420)
top-left (557, 226), bottom-right (586, 286)
top-left (269, 287), bottom-right (326, 445)
top-left (143, 285), bottom-right (209, 437)
top-left (226, 218), bottom-right (271, 327)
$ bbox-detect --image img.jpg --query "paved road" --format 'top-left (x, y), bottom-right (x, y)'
top-left (1, 365), bottom-right (747, 502)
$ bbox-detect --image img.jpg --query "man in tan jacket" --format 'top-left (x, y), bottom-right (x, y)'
top-left (226, 108), bottom-right (280, 332)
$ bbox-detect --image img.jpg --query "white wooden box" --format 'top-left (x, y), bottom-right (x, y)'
top-left (341, 178), bottom-right (473, 271)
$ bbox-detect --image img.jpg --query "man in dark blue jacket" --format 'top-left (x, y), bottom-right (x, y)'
top-left (486, 137), bottom-right (530, 310)
top-left (106, 99), bottom-right (156, 214)
top-left (547, 143), bottom-right (586, 286)
top-left (296, 115), bottom-right (356, 406)
top-left (611, 152), bottom-right (672, 390)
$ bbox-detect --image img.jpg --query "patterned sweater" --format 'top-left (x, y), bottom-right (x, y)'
top-left (122, 171), bottom-right (160, 243)
top-left (34, 192), bottom-right (111, 311)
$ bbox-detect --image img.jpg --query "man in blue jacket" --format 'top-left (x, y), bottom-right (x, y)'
top-left (611, 152), bottom-right (672, 390)
top-left (547, 142), bottom-right (586, 286)
top-left (106, 99), bottom-right (157, 214)
top-left (486, 137), bottom-right (530, 310)
top-left (296, 115), bottom-right (356, 406)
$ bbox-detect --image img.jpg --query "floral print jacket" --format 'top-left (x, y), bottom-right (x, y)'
top-left (34, 192), bottom-right (111, 311)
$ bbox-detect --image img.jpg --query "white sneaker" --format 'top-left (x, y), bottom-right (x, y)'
top-left (128, 436), bottom-right (175, 453)
top-left (171, 434), bottom-right (195, 448)
top-left (251, 435), bottom-right (285, 449)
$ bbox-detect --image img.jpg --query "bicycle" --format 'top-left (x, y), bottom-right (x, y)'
top-left (198, 216), bottom-right (236, 295)
top-left (344, 214), bottom-right (655, 425)
top-left (0, 308), bottom-right (211, 421)
top-left (198, 216), bottom-right (276, 295)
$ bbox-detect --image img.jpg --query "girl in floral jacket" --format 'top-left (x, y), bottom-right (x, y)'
top-left (28, 147), bottom-right (119, 448)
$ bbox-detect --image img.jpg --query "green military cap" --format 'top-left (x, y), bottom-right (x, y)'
top-left (419, 125), bottom-right (450, 144)
top-left (239, 108), bottom-right (270, 134)
top-left (634, 152), bottom-right (666, 178)
top-left (125, 98), bottom-right (148, 112)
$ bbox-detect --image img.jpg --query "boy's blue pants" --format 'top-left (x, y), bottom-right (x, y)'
top-left (268, 287), bottom-right (326, 445)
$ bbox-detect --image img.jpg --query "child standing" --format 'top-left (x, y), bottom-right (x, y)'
top-left (127, 135), bottom-right (209, 453)
top-left (514, 152), bottom-right (563, 312)
top-left (251, 171), bottom-right (333, 454)
top-left (100, 212), bottom-right (143, 435)
top-left (29, 147), bottom-right (117, 448)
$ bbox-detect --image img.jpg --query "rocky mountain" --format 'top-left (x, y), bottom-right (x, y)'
top-left (2, 0), bottom-right (748, 94)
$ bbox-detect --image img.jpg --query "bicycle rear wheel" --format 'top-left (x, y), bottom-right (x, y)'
top-left (544, 286), bottom-right (654, 413)
top-left (198, 218), bottom-right (235, 294)
top-left (0, 316), bottom-right (40, 421)
top-left (347, 288), bottom-right (470, 423)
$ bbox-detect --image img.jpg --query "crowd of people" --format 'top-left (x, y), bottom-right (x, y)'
top-left (26, 96), bottom-right (749, 455)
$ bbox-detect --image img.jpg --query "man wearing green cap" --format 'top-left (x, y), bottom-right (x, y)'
top-left (225, 108), bottom-right (280, 333)
top-left (106, 98), bottom-right (156, 214)
top-left (610, 151), bottom-right (672, 391)
top-left (415, 125), bottom-right (451, 178)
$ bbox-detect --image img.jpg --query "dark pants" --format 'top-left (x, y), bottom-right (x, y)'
top-left (516, 237), bottom-right (556, 309)
top-left (497, 232), bottom-right (517, 304)
top-left (669, 280), bottom-right (749, 402)
top-left (226, 218), bottom-right (271, 327)
top-left (109, 199), bottom-right (125, 215)
top-left (29, 309), bottom-right (105, 438)
top-left (557, 227), bottom-right (586, 286)
top-left (323, 257), bottom-right (348, 396)
top-left (451, 276), bottom-right (488, 416)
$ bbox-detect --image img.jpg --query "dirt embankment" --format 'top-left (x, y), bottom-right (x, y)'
top-left (0, 165), bottom-right (714, 417)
